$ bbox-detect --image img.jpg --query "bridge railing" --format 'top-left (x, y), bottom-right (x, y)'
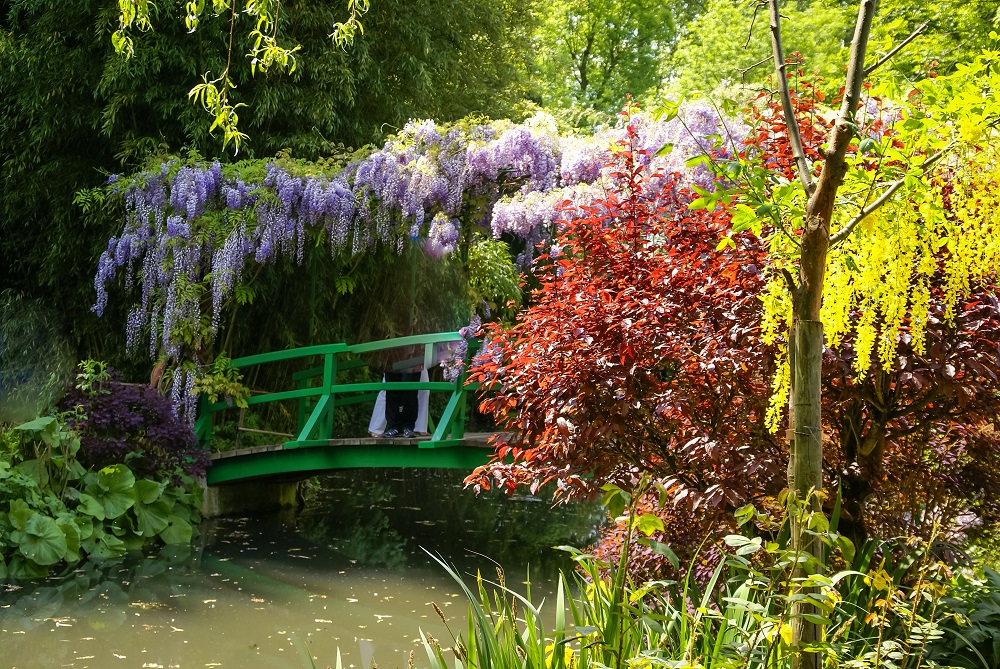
top-left (193, 332), bottom-right (476, 450)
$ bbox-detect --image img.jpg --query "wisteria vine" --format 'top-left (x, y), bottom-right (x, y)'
top-left (93, 105), bottom-right (745, 420)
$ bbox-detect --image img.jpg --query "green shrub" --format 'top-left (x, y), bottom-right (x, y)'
top-left (0, 414), bottom-right (202, 579)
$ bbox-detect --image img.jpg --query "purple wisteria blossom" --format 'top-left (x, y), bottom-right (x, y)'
top-left (93, 106), bottom-right (739, 420)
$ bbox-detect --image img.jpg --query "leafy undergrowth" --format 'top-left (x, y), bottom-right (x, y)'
top-left (0, 363), bottom-right (205, 579)
top-left (415, 485), bottom-right (1000, 669)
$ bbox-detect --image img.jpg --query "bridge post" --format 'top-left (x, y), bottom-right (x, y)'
top-left (194, 395), bottom-right (214, 446)
top-left (321, 352), bottom-right (336, 440)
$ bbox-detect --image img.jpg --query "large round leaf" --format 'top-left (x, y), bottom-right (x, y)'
top-left (97, 464), bottom-right (135, 492)
top-left (75, 493), bottom-right (106, 520)
top-left (134, 500), bottom-right (171, 537)
top-left (133, 479), bottom-right (164, 505)
top-left (73, 514), bottom-right (95, 541)
top-left (18, 513), bottom-right (67, 566)
top-left (8, 498), bottom-right (33, 531)
top-left (5, 554), bottom-right (48, 579)
top-left (85, 465), bottom-right (135, 519)
top-left (56, 517), bottom-right (81, 563)
top-left (86, 531), bottom-right (126, 560)
top-left (159, 516), bottom-right (193, 545)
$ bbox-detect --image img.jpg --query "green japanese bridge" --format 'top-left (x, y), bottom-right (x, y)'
top-left (196, 332), bottom-right (494, 487)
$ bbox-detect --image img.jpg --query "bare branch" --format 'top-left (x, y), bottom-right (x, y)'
top-left (864, 23), bottom-right (927, 77)
top-left (830, 141), bottom-right (955, 246)
top-left (746, 1), bottom-right (764, 49)
top-left (767, 0), bottom-right (814, 195)
top-left (740, 55), bottom-right (773, 84)
top-left (838, 0), bottom-right (878, 123)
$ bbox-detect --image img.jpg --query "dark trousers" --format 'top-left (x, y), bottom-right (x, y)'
top-left (385, 371), bottom-right (420, 431)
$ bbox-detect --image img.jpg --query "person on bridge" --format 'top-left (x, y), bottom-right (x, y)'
top-left (381, 368), bottom-right (421, 438)
top-left (368, 340), bottom-right (459, 438)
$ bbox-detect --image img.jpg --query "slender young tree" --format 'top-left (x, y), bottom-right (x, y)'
top-left (760, 2), bottom-right (1000, 665)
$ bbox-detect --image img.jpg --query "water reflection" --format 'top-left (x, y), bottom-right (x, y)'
top-left (0, 469), bottom-right (604, 669)
top-left (294, 469), bottom-right (605, 578)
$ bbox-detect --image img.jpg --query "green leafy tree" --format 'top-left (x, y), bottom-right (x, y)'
top-left (0, 0), bottom-right (535, 369)
top-left (530, 0), bottom-right (690, 112)
top-left (867, 0), bottom-right (1000, 77)
top-left (661, 0), bottom-right (851, 99)
top-left (726, 2), bottom-right (1000, 665)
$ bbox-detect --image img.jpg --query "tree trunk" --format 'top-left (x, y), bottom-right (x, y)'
top-left (789, 320), bottom-right (824, 669)
top-left (770, 0), bottom-right (877, 661)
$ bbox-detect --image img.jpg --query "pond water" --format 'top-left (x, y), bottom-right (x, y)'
top-left (0, 469), bottom-right (605, 669)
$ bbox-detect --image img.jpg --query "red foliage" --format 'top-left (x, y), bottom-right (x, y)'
top-left (468, 91), bottom-right (1000, 581)
top-left (824, 288), bottom-right (1000, 542)
top-left (743, 78), bottom-right (831, 182)
top-left (466, 117), bottom-right (784, 513)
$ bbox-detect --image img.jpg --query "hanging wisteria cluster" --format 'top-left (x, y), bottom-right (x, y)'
top-left (93, 104), bottom-right (745, 419)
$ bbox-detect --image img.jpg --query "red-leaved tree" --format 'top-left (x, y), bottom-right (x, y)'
top-left (467, 114), bottom-right (784, 518)
top-left (468, 98), bottom-right (1000, 580)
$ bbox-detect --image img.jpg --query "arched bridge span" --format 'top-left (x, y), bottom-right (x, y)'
top-left (195, 332), bottom-right (495, 486)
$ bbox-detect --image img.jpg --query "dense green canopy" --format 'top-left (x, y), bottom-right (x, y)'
top-left (2, 0), bottom-right (998, 374)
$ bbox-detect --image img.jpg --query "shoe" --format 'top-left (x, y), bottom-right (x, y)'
top-left (401, 428), bottom-right (416, 439)
top-left (383, 428), bottom-right (401, 438)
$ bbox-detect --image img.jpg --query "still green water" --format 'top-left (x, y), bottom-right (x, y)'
top-left (0, 469), bottom-right (604, 669)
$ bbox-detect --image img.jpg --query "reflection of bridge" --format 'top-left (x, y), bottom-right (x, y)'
top-left (195, 332), bottom-right (494, 486)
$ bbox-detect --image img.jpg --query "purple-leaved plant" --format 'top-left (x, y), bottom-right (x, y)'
top-left (58, 371), bottom-right (209, 481)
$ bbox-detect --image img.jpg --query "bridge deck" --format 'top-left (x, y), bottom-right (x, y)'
top-left (210, 432), bottom-right (496, 461)
top-left (205, 433), bottom-right (499, 485)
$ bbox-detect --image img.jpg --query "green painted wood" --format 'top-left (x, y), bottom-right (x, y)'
top-left (418, 438), bottom-right (466, 449)
top-left (338, 358), bottom-right (369, 372)
top-left (296, 394), bottom-right (331, 442)
top-left (431, 391), bottom-right (462, 442)
top-left (291, 357), bottom-right (367, 382)
top-left (296, 377), bottom-right (310, 435)
top-left (205, 444), bottom-right (491, 485)
top-left (199, 332), bottom-right (483, 481)
top-left (322, 354), bottom-right (336, 440)
top-left (211, 386), bottom-right (321, 411)
top-left (292, 365), bottom-right (323, 382)
top-left (194, 395), bottom-right (213, 445)
top-left (281, 439), bottom-right (328, 449)
top-left (206, 380), bottom-right (455, 416)
top-left (232, 343), bottom-right (348, 368)
top-left (391, 356), bottom-right (424, 370)
top-left (331, 381), bottom-right (454, 393)
top-left (333, 392), bottom-right (380, 407)
top-left (346, 332), bottom-right (461, 355)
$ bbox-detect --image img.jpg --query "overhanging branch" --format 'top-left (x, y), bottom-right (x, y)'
top-left (830, 141), bottom-right (956, 246)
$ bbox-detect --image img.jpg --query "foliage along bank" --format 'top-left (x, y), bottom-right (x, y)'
top-left (0, 364), bottom-right (206, 579)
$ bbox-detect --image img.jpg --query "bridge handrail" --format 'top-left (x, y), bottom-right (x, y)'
top-left (196, 331), bottom-right (473, 450)
top-left (346, 331), bottom-right (463, 354)
top-left (205, 381), bottom-right (459, 412)
top-left (231, 343), bottom-right (349, 369)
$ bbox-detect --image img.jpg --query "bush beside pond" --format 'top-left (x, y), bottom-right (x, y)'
top-left (0, 363), bottom-right (205, 579)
